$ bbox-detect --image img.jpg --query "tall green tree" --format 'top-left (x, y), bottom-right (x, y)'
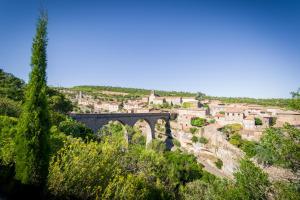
top-left (15, 12), bottom-right (50, 185)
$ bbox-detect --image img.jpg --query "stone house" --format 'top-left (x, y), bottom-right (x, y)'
top-left (148, 90), bottom-right (182, 105)
top-left (94, 102), bottom-right (120, 113)
top-left (177, 108), bottom-right (208, 131)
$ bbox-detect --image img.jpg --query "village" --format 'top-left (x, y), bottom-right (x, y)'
top-left (60, 88), bottom-right (300, 179)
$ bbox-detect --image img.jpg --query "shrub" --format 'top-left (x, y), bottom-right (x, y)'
top-left (191, 136), bottom-right (199, 143)
top-left (173, 139), bottom-right (181, 147)
top-left (191, 117), bottom-right (206, 127)
top-left (147, 139), bottom-right (166, 153)
top-left (215, 159), bottom-right (223, 169)
top-left (229, 134), bottom-right (242, 147)
top-left (190, 127), bottom-right (198, 134)
top-left (58, 119), bottom-right (95, 140)
top-left (255, 117), bottom-right (263, 126)
top-left (240, 140), bottom-right (258, 158)
top-left (182, 102), bottom-right (193, 108)
top-left (199, 137), bottom-right (208, 144)
top-left (0, 116), bottom-right (18, 166)
top-left (208, 119), bottom-right (215, 124)
top-left (0, 97), bottom-right (21, 117)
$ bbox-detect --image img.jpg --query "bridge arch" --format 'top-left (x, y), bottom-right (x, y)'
top-left (133, 119), bottom-right (154, 145)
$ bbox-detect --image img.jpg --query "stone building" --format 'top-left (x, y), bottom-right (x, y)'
top-left (94, 102), bottom-right (120, 113)
top-left (177, 108), bottom-right (208, 130)
top-left (150, 90), bottom-right (180, 105)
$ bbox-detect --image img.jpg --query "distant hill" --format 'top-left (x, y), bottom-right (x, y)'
top-left (0, 69), bottom-right (25, 101)
top-left (70, 85), bottom-right (197, 97)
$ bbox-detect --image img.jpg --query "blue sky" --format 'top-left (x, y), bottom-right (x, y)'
top-left (0, 0), bottom-right (299, 98)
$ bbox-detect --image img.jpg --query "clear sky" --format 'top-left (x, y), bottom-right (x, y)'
top-left (0, 0), bottom-right (299, 98)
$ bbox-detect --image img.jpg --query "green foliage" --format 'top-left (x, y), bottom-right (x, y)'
top-left (15, 13), bottom-right (50, 185)
top-left (0, 116), bottom-right (18, 166)
top-left (0, 97), bottom-right (21, 117)
top-left (72, 85), bottom-right (196, 98)
top-left (191, 117), bottom-right (206, 127)
top-left (0, 69), bottom-right (25, 101)
top-left (199, 137), bottom-right (208, 144)
top-left (208, 119), bottom-right (215, 124)
top-left (269, 117), bottom-right (277, 126)
top-left (58, 118), bottom-right (94, 140)
top-left (289, 88), bottom-right (300, 110)
top-left (207, 96), bottom-right (291, 110)
top-left (47, 87), bottom-right (73, 114)
top-left (256, 124), bottom-right (300, 171)
top-left (271, 181), bottom-right (300, 200)
top-left (255, 117), bottom-right (263, 126)
top-left (182, 102), bottom-right (193, 108)
top-left (229, 133), bottom-right (242, 147)
top-left (164, 150), bottom-right (203, 185)
top-left (240, 140), bottom-right (258, 158)
top-left (195, 92), bottom-right (206, 100)
top-left (172, 138), bottom-right (181, 147)
top-left (234, 159), bottom-right (270, 200)
top-left (215, 159), bottom-right (223, 169)
top-left (47, 123), bottom-right (206, 199)
top-left (219, 123), bottom-right (243, 139)
top-left (127, 126), bottom-right (146, 146)
top-left (189, 127), bottom-right (198, 134)
top-left (228, 133), bottom-right (258, 157)
top-left (191, 136), bottom-right (198, 143)
top-left (147, 139), bottom-right (167, 153)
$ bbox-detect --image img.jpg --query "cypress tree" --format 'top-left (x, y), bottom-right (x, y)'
top-left (15, 12), bottom-right (50, 185)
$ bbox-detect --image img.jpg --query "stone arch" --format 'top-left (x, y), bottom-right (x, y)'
top-left (133, 119), bottom-right (154, 145)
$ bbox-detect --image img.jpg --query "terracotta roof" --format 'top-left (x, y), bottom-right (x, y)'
top-left (215, 113), bottom-right (225, 117)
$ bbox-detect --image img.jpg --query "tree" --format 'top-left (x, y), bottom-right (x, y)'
top-left (15, 12), bottom-right (50, 185)
top-left (234, 159), bottom-right (270, 200)
top-left (191, 117), bottom-right (206, 127)
top-left (289, 87), bottom-right (300, 110)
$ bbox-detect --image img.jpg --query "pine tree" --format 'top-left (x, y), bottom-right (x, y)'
top-left (15, 12), bottom-right (50, 185)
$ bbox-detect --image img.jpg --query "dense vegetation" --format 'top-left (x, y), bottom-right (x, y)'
top-left (207, 93), bottom-right (300, 111)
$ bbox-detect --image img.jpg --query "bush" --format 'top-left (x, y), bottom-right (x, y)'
top-left (147, 139), bottom-right (167, 153)
top-left (229, 133), bottom-right (242, 147)
top-left (0, 116), bottom-right (18, 166)
top-left (191, 136), bottom-right (199, 143)
top-left (58, 119), bottom-right (95, 140)
top-left (215, 159), bottom-right (223, 169)
top-left (208, 119), bottom-right (215, 124)
top-left (173, 139), bottom-right (181, 147)
top-left (219, 123), bottom-right (243, 139)
top-left (240, 140), bottom-right (258, 158)
top-left (191, 117), bottom-right (206, 127)
top-left (199, 137), bottom-right (208, 144)
top-left (189, 127), bottom-right (198, 134)
top-left (255, 117), bottom-right (263, 126)
top-left (0, 97), bottom-right (21, 117)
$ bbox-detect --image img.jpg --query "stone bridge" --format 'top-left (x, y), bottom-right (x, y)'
top-left (69, 113), bottom-right (171, 144)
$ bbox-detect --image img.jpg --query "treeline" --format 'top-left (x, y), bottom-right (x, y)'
top-left (71, 85), bottom-right (197, 97)
top-left (206, 95), bottom-right (300, 111)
